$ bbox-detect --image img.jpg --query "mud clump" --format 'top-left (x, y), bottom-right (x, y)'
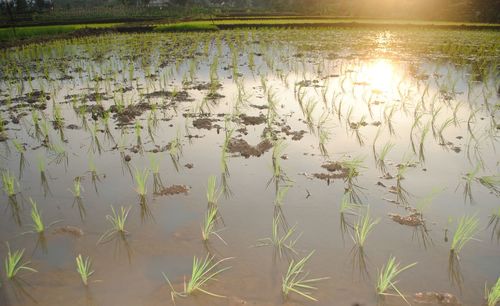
top-left (143, 90), bottom-right (192, 102)
top-left (227, 138), bottom-right (273, 158)
top-left (154, 185), bottom-right (189, 196)
top-left (111, 102), bottom-right (152, 125)
top-left (281, 125), bottom-right (306, 140)
top-left (193, 118), bottom-right (219, 130)
top-left (52, 226), bottom-right (84, 238)
top-left (389, 212), bottom-right (424, 226)
top-left (239, 114), bottom-right (266, 125)
top-left (413, 292), bottom-right (460, 305)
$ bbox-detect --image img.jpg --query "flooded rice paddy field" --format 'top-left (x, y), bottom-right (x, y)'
top-left (0, 28), bottom-right (499, 306)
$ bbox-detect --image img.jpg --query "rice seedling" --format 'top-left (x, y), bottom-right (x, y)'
top-left (282, 251), bottom-right (329, 301)
top-left (450, 214), bottom-right (479, 254)
top-left (274, 184), bottom-right (291, 206)
top-left (2, 170), bottom-right (17, 197)
top-left (487, 207), bottom-right (500, 242)
top-left (71, 177), bottom-right (83, 198)
top-left (163, 255), bottom-right (232, 301)
top-left (376, 255), bottom-right (417, 304)
top-left (76, 254), bottom-right (94, 286)
top-left (201, 204), bottom-right (226, 244)
top-left (134, 168), bottom-right (149, 198)
top-left (459, 165), bottom-right (480, 203)
top-left (206, 175), bottom-right (221, 205)
top-left (149, 154), bottom-right (164, 193)
top-left (4, 243), bottom-right (37, 279)
top-left (485, 277), bottom-right (500, 306)
top-left (352, 207), bottom-right (379, 248)
top-left (375, 142), bottom-right (394, 173)
top-left (257, 211), bottom-right (300, 258)
top-left (29, 198), bottom-right (44, 233)
top-left (478, 175), bottom-right (500, 196)
top-left (98, 206), bottom-right (131, 244)
top-left (12, 140), bottom-right (27, 177)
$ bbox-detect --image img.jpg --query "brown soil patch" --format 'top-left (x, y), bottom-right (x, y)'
top-left (239, 114), bottom-right (266, 125)
top-left (227, 138), bottom-right (273, 158)
top-left (52, 226), bottom-right (84, 237)
top-left (154, 185), bottom-right (189, 196)
top-left (413, 292), bottom-right (461, 305)
top-left (193, 118), bottom-right (219, 130)
top-left (389, 212), bottom-right (424, 226)
top-left (281, 125), bottom-right (306, 140)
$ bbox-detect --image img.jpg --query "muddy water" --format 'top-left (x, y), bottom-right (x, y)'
top-left (0, 29), bottom-right (499, 306)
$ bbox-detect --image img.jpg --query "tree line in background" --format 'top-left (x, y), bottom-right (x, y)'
top-left (1, 0), bottom-right (499, 23)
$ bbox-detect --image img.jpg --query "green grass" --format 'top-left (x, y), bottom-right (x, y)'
top-left (451, 214), bottom-right (479, 253)
top-left (0, 23), bottom-right (119, 42)
top-left (156, 18), bottom-right (500, 29)
top-left (4, 244), bottom-right (37, 279)
top-left (486, 277), bottom-right (500, 306)
top-left (163, 255), bottom-right (232, 301)
top-left (376, 255), bottom-right (417, 304)
top-left (76, 254), bottom-right (94, 286)
top-left (154, 22), bottom-right (219, 32)
top-left (282, 251), bottom-right (329, 301)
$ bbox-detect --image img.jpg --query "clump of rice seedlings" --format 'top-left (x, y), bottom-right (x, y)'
top-left (274, 184), bottom-right (291, 206)
top-left (89, 123), bottom-right (102, 154)
top-left (257, 211), bottom-right (300, 258)
top-left (437, 117), bottom-right (454, 145)
top-left (318, 128), bottom-right (330, 157)
top-left (163, 255), bottom-right (232, 301)
top-left (134, 168), bottom-right (149, 199)
top-left (71, 177), bottom-right (83, 198)
top-left (282, 251), bottom-right (329, 301)
top-left (71, 177), bottom-right (85, 219)
top-left (29, 198), bottom-right (44, 233)
top-left (12, 140), bottom-right (27, 177)
top-left (201, 204), bottom-right (226, 244)
top-left (459, 165), bottom-right (480, 203)
top-left (339, 191), bottom-right (361, 239)
top-left (149, 154), bottom-right (164, 194)
top-left (52, 104), bottom-right (64, 129)
top-left (88, 157), bottom-right (101, 193)
top-left (375, 142), bottom-right (394, 174)
top-left (450, 214), bottom-right (479, 254)
top-left (220, 122), bottom-right (234, 197)
top-left (168, 131), bottom-right (182, 172)
top-left (76, 254), bottom-right (94, 286)
top-left (488, 207), bottom-right (500, 242)
top-left (36, 155), bottom-right (51, 197)
top-left (352, 208), bottom-right (379, 248)
top-left (376, 255), bottom-right (417, 304)
top-left (134, 121), bottom-right (142, 146)
top-left (268, 140), bottom-right (289, 188)
top-left (2, 170), bottom-right (17, 197)
top-left (478, 175), bottom-right (500, 196)
top-left (4, 243), bottom-right (37, 279)
top-left (485, 277), bottom-right (500, 306)
top-left (206, 175), bottom-right (221, 205)
top-left (98, 206), bottom-right (131, 244)
top-left (418, 122), bottom-right (431, 163)
top-left (416, 188), bottom-right (443, 215)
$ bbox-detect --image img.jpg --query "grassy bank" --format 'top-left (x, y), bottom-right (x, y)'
top-left (1, 17), bottom-right (498, 47)
top-left (0, 23), bottom-right (119, 42)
